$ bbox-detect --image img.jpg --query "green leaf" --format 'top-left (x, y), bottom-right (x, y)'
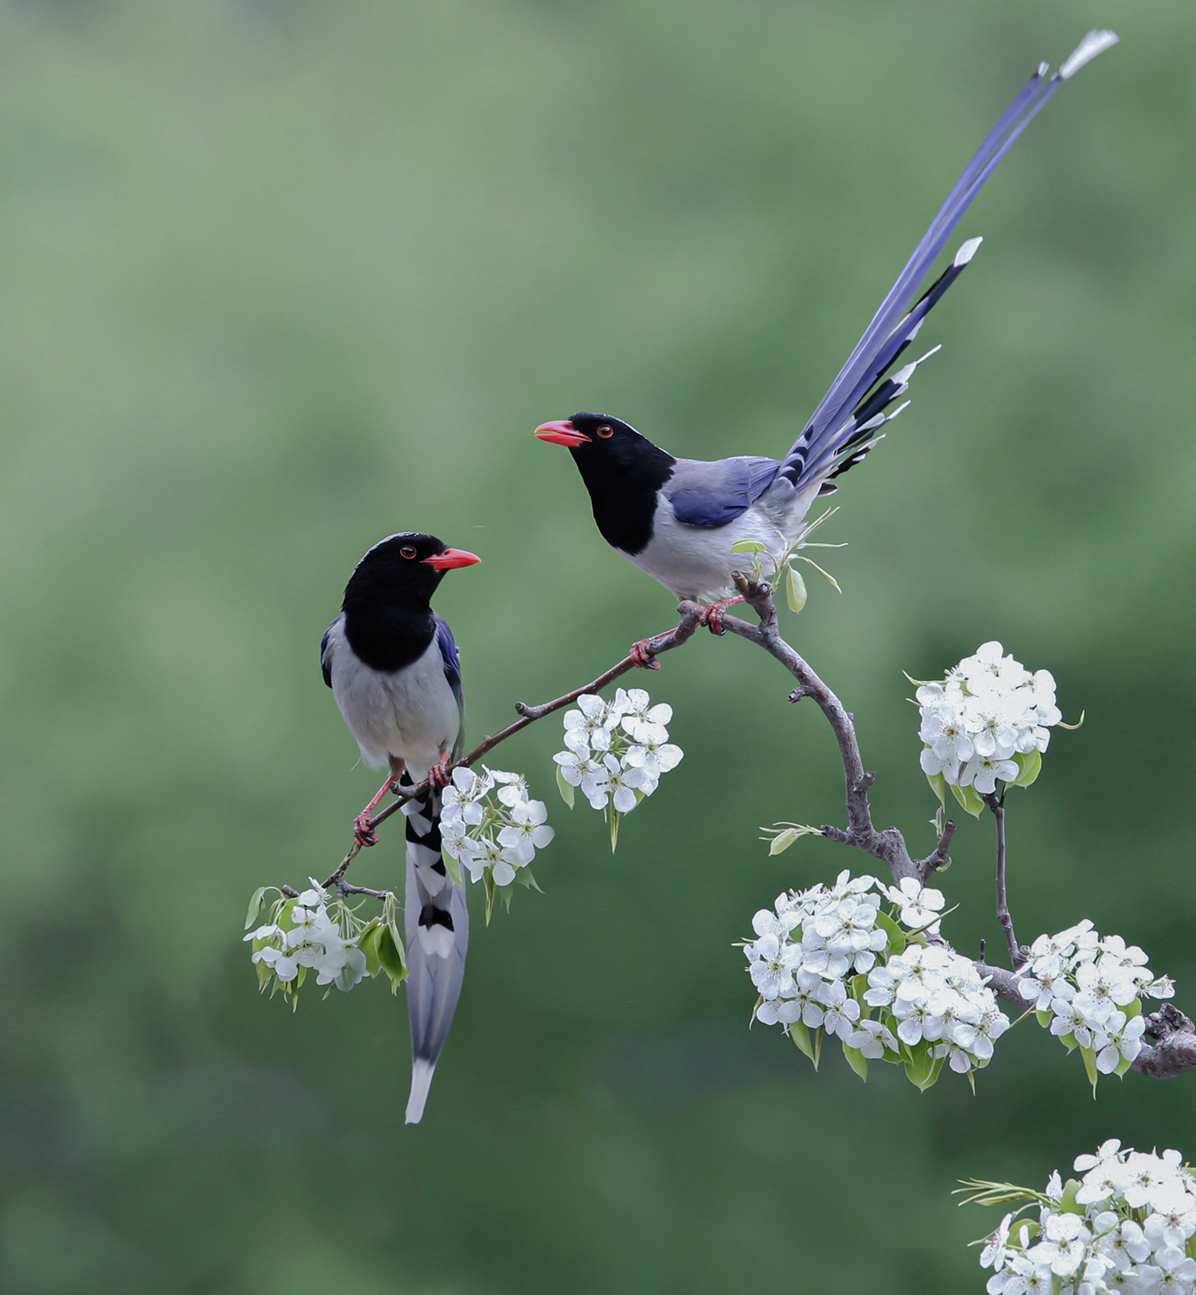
top-left (1079, 1044), bottom-right (1099, 1096)
top-left (1060, 1179), bottom-right (1085, 1217)
top-left (1113, 1049), bottom-right (1135, 1079)
top-left (850, 974), bottom-right (869, 1005)
top-left (377, 922), bottom-right (407, 992)
top-left (925, 770), bottom-right (946, 807)
top-left (768, 827), bottom-right (798, 856)
top-left (875, 910), bottom-right (906, 957)
top-left (357, 920), bottom-right (382, 978)
top-left (903, 1040), bottom-right (944, 1092)
top-left (442, 849), bottom-right (463, 888)
top-left (609, 807), bottom-right (621, 852)
top-left (812, 1024), bottom-right (823, 1071)
top-left (793, 553), bottom-right (842, 593)
top-left (786, 566), bottom-right (807, 613)
top-left (1036, 1010), bottom-right (1053, 1029)
top-left (244, 887), bottom-right (268, 930)
top-left (1009, 747), bottom-right (1042, 790)
top-left (789, 1019), bottom-right (816, 1065)
top-left (731, 538), bottom-right (767, 554)
top-left (948, 779), bottom-right (986, 819)
top-left (556, 763), bottom-right (575, 809)
top-left (1124, 996), bottom-right (1143, 1020)
top-left (842, 1041), bottom-right (869, 1081)
top-left (484, 870), bottom-right (496, 925)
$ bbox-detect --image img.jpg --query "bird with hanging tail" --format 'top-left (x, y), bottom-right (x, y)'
top-left (321, 531), bottom-right (480, 1123)
top-left (533, 31), bottom-right (1119, 652)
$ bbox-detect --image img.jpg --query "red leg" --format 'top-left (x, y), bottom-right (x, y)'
top-left (353, 775), bottom-right (399, 848)
top-left (629, 637), bottom-right (661, 670)
top-left (698, 595), bottom-right (745, 636)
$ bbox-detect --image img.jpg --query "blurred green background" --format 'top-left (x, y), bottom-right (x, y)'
top-left (1, 1), bottom-right (1193, 1291)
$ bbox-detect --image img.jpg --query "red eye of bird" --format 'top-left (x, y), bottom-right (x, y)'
top-left (400, 545), bottom-right (417, 559)
top-left (597, 425), bottom-right (613, 438)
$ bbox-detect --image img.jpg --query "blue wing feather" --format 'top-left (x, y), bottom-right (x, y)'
top-left (434, 615), bottom-right (464, 708)
top-left (667, 456), bottom-right (780, 529)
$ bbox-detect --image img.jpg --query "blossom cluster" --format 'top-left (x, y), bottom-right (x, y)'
top-left (916, 641), bottom-right (1063, 802)
top-left (1015, 919), bottom-right (1174, 1087)
top-left (440, 767), bottom-right (553, 915)
top-left (976, 1141), bottom-right (1196, 1294)
top-left (553, 688), bottom-right (683, 847)
top-left (245, 880), bottom-right (388, 1003)
top-left (745, 871), bottom-right (1009, 1088)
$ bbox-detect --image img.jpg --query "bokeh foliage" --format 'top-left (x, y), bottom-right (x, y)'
top-left (1, 1), bottom-right (1194, 1291)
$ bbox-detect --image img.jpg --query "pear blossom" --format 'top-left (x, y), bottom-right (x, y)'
top-left (440, 766), bottom-right (554, 890)
top-left (744, 870), bottom-right (1009, 1084)
top-left (552, 687), bottom-right (683, 831)
top-left (976, 1143), bottom-right (1196, 1295)
top-left (915, 642), bottom-right (1067, 792)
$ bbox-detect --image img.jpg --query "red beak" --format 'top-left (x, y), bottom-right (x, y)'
top-left (423, 548), bottom-right (482, 570)
top-left (534, 419), bottom-right (591, 448)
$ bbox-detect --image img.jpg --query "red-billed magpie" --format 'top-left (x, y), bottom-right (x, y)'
top-left (321, 532), bottom-right (481, 1123)
top-left (535, 32), bottom-right (1117, 648)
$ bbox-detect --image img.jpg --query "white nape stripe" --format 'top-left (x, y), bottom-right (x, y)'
top-left (1059, 30), bottom-right (1118, 81)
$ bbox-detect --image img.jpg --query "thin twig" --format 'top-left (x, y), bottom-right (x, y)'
top-left (983, 791), bottom-right (1022, 968)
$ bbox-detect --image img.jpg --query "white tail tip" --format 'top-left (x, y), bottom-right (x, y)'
top-left (954, 236), bottom-right (983, 268)
top-left (405, 1058), bottom-right (437, 1124)
top-left (1059, 30), bottom-right (1119, 81)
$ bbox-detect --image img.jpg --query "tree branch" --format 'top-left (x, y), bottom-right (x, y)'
top-left (719, 578), bottom-right (945, 884)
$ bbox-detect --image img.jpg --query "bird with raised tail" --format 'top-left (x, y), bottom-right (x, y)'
top-left (535, 31), bottom-right (1119, 658)
top-left (321, 531), bottom-right (480, 1123)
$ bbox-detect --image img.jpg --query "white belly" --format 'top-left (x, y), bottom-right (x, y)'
top-left (623, 492), bottom-right (817, 602)
top-left (327, 622), bottom-right (460, 777)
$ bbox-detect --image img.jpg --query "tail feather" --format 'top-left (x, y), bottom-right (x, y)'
top-left (779, 31), bottom-right (1117, 496)
top-left (402, 780), bottom-right (469, 1124)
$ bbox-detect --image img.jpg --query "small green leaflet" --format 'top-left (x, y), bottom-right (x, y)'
top-left (786, 566), bottom-right (807, 613)
top-left (556, 763), bottom-right (576, 808)
top-left (244, 887), bottom-right (268, 930)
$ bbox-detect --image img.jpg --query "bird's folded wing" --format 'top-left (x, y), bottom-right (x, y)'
top-left (665, 455), bottom-right (781, 528)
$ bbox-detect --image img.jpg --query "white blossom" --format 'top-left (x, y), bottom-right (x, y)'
top-left (916, 642), bottom-right (1066, 790)
top-left (981, 1144), bottom-right (1196, 1295)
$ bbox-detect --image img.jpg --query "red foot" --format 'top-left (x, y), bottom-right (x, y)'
top-left (354, 813), bottom-right (379, 849)
top-left (698, 595), bottom-right (745, 636)
top-left (629, 637), bottom-right (661, 670)
top-left (353, 774), bottom-right (400, 847)
top-left (427, 752), bottom-right (451, 789)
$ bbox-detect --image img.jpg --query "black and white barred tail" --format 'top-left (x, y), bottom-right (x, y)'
top-left (402, 779), bottom-right (470, 1124)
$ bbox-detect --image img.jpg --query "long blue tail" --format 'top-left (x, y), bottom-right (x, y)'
top-left (779, 30), bottom-right (1118, 498)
